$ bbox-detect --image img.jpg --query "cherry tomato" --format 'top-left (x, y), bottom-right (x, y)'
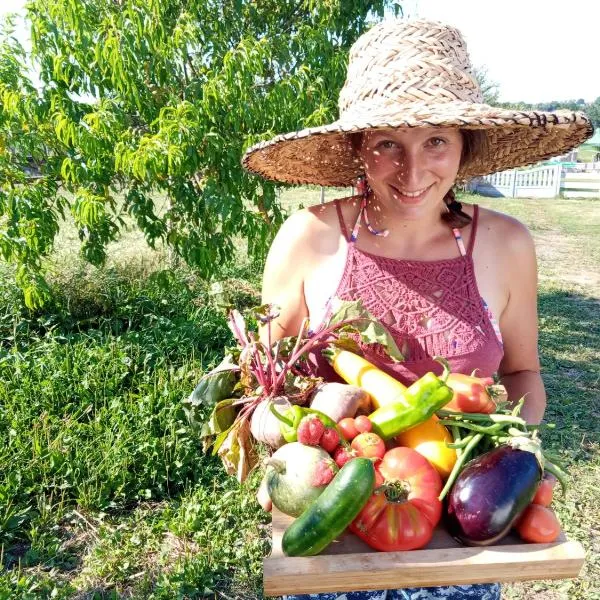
top-left (354, 415), bottom-right (373, 433)
top-left (351, 432), bottom-right (386, 460)
top-left (532, 472), bottom-right (557, 507)
top-left (516, 504), bottom-right (561, 543)
top-left (338, 417), bottom-right (359, 441)
top-left (351, 447), bottom-right (442, 551)
top-left (333, 445), bottom-right (357, 469)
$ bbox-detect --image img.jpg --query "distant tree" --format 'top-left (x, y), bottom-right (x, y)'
top-left (0, 1), bottom-right (399, 307)
top-left (585, 97), bottom-right (600, 129)
top-left (472, 66), bottom-right (500, 105)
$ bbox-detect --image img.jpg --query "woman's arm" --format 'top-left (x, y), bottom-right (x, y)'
top-left (497, 220), bottom-right (546, 425)
top-left (259, 209), bottom-right (313, 345)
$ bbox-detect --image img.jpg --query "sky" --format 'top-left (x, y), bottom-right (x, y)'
top-left (404, 0), bottom-right (600, 104)
top-left (1, 0), bottom-right (598, 104)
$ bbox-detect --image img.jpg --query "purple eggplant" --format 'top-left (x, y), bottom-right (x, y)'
top-left (445, 441), bottom-right (543, 546)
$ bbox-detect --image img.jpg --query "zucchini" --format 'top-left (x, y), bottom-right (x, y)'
top-left (281, 457), bottom-right (375, 556)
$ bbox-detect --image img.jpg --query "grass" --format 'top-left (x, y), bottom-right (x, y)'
top-left (0, 191), bottom-right (598, 599)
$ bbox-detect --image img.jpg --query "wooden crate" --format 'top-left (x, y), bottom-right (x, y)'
top-left (264, 509), bottom-right (585, 596)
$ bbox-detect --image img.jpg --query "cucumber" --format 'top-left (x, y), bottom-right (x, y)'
top-left (281, 457), bottom-right (375, 556)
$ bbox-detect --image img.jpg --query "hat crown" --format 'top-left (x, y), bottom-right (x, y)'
top-left (338, 19), bottom-right (483, 121)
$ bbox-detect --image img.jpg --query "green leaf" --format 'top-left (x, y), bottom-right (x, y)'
top-left (327, 298), bottom-right (404, 361)
top-left (182, 355), bottom-right (238, 429)
top-left (200, 398), bottom-right (237, 441)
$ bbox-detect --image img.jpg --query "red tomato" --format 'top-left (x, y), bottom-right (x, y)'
top-left (532, 472), bottom-right (556, 507)
top-left (351, 432), bottom-right (386, 460)
top-left (338, 417), bottom-right (359, 441)
top-left (516, 504), bottom-right (561, 543)
top-left (350, 447), bottom-right (442, 551)
top-left (354, 415), bottom-right (373, 433)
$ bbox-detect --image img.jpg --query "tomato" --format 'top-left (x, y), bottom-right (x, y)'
top-left (532, 472), bottom-right (556, 507)
top-left (333, 445), bottom-right (357, 469)
top-left (338, 417), bottom-right (359, 441)
top-left (516, 504), bottom-right (561, 543)
top-left (351, 432), bottom-right (386, 460)
top-left (354, 415), bottom-right (373, 433)
top-left (350, 447), bottom-right (442, 551)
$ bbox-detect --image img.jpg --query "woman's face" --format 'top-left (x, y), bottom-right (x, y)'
top-left (359, 127), bottom-right (463, 217)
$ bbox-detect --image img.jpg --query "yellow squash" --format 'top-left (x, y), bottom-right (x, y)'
top-left (329, 348), bottom-right (408, 410)
top-left (395, 415), bottom-right (457, 480)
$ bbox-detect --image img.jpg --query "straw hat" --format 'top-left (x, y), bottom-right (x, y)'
top-left (242, 19), bottom-right (593, 186)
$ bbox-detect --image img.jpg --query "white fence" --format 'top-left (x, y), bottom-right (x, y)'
top-left (472, 163), bottom-right (600, 199)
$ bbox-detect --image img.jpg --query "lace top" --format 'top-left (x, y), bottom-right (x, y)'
top-left (309, 201), bottom-right (504, 386)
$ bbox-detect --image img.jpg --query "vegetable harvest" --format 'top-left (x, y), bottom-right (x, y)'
top-left (190, 302), bottom-right (572, 564)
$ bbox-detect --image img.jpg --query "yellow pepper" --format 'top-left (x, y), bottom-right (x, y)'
top-left (395, 415), bottom-right (457, 480)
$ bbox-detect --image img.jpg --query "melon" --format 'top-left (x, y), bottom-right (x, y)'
top-left (265, 442), bottom-right (338, 517)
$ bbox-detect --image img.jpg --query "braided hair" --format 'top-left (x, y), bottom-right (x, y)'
top-left (441, 188), bottom-right (472, 228)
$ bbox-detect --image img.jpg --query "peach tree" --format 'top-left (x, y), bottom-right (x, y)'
top-left (0, 0), bottom-right (398, 307)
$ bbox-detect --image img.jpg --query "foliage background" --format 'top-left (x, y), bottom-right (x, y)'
top-left (0, 0), bottom-right (396, 307)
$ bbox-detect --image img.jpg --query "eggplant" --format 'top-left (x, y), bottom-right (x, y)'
top-left (445, 440), bottom-right (543, 546)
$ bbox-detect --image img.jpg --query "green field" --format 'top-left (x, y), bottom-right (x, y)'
top-left (0, 193), bottom-right (598, 599)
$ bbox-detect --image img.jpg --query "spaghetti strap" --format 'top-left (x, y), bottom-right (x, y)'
top-left (335, 199), bottom-right (351, 242)
top-left (467, 205), bottom-right (479, 256)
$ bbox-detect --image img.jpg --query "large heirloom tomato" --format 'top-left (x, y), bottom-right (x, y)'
top-left (350, 447), bottom-right (442, 551)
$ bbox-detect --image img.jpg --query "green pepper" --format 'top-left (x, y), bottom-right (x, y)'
top-left (368, 358), bottom-right (454, 440)
top-left (270, 404), bottom-right (304, 442)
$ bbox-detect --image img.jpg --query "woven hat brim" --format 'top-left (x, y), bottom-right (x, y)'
top-left (242, 104), bottom-right (593, 187)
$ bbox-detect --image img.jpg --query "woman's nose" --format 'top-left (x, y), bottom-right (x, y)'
top-left (395, 153), bottom-right (424, 188)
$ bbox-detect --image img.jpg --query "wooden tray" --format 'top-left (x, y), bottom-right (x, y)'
top-left (264, 509), bottom-right (585, 595)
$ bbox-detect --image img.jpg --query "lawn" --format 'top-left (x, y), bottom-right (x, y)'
top-left (0, 192), bottom-right (598, 599)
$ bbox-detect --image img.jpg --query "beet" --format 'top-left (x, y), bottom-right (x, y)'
top-left (445, 443), bottom-right (542, 546)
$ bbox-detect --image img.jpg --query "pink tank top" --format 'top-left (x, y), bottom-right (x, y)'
top-left (309, 201), bottom-right (504, 386)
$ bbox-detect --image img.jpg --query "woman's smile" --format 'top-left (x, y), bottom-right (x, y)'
top-left (390, 183), bottom-right (434, 204)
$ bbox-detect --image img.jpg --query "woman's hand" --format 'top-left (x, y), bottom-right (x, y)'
top-left (257, 473), bottom-right (272, 512)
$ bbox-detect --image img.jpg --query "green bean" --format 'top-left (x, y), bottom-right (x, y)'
top-left (438, 433), bottom-right (483, 501)
top-left (543, 460), bottom-right (568, 496)
top-left (447, 438), bottom-right (472, 449)
top-left (449, 426), bottom-right (464, 457)
top-left (437, 419), bottom-right (504, 435)
top-left (542, 451), bottom-right (568, 468)
top-left (436, 409), bottom-right (526, 427)
top-left (507, 426), bottom-right (530, 437)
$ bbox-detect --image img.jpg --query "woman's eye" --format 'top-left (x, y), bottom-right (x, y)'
top-left (377, 140), bottom-right (397, 149)
top-left (429, 137), bottom-right (446, 147)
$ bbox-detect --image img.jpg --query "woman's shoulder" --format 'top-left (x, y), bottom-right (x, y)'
top-left (280, 194), bottom-right (360, 239)
top-left (472, 203), bottom-right (535, 255)
top-left (270, 194), bottom-right (359, 258)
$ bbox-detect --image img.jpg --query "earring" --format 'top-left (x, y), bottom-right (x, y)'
top-left (356, 175), bottom-right (369, 198)
top-left (356, 175), bottom-right (388, 238)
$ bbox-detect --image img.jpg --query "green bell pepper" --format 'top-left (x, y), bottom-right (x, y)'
top-left (368, 358), bottom-right (454, 439)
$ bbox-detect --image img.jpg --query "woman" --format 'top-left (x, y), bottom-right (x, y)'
top-left (243, 19), bottom-right (592, 600)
